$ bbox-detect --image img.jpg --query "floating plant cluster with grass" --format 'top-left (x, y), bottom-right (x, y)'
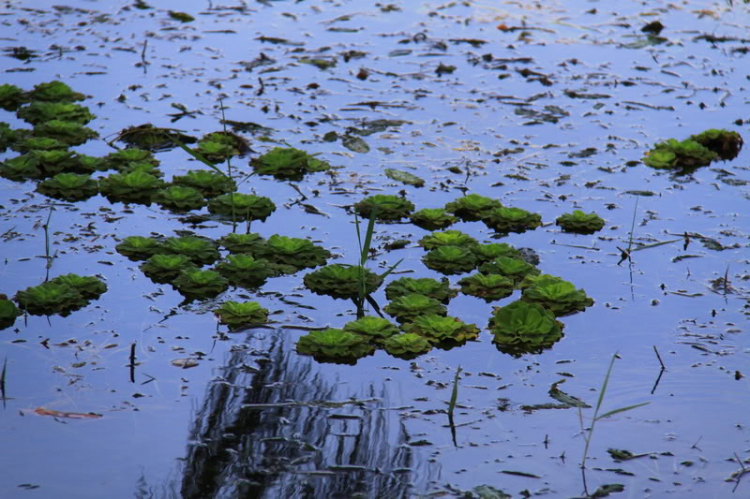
top-left (207, 193), bottom-right (276, 222)
top-left (0, 80), bottom-right (603, 369)
top-left (250, 146), bottom-right (330, 180)
top-left (194, 131), bottom-right (249, 164)
top-left (642, 129), bottom-right (743, 171)
top-left (303, 264), bottom-right (383, 300)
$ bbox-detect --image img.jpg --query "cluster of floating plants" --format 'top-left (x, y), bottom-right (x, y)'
top-left (293, 188), bottom-right (596, 362)
top-left (0, 80), bottom-right (600, 364)
top-left (555, 210), bottom-right (606, 234)
top-left (116, 230), bottom-right (332, 299)
top-left (194, 131), bottom-right (249, 164)
top-left (643, 128), bottom-right (743, 171)
top-left (13, 274), bottom-right (107, 317)
top-left (250, 146), bottom-right (330, 180)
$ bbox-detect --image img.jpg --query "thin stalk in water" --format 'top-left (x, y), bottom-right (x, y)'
top-left (579, 353), bottom-right (649, 496)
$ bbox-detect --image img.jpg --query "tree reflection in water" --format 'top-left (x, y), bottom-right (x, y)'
top-left (177, 329), bottom-right (437, 499)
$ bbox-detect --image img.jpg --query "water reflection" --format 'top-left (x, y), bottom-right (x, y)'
top-left (178, 329), bottom-right (437, 498)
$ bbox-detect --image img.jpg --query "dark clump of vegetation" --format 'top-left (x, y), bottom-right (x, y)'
top-left (250, 146), bottom-right (330, 180)
top-left (353, 194), bottom-right (415, 221)
top-left (556, 210), bottom-right (606, 234)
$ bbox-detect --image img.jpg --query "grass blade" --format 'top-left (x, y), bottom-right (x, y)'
top-left (170, 136), bottom-right (227, 176)
top-left (596, 402), bottom-right (650, 421)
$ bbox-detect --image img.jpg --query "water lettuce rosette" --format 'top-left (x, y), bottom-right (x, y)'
top-left (303, 264), bottom-right (383, 300)
top-left (296, 328), bottom-right (375, 364)
top-left (384, 277), bottom-right (457, 304)
top-left (489, 300), bottom-right (564, 357)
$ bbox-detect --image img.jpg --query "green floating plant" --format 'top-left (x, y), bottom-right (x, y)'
top-left (422, 245), bottom-right (477, 275)
top-left (471, 242), bottom-right (523, 264)
top-left (36, 173), bottom-right (98, 201)
top-left (153, 185), bottom-right (207, 212)
top-left (15, 282), bottom-right (89, 316)
top-left (73, 154), bottom-right (105, 173)
top-left (172, 269), bottom-right (229, 298)
top-left (444, 193), bottom-right (503, 221)
top-left (140, 254), bottom-right (196, 283)
top-left (115, 124), bottom-right (197, 152)
top-left (384, 293), bottom-right (447, 323)
top-left (162, 236), bottom-right (220, 265)
top-left (479, 256), bottom-right (540, 286)
top-left (385, 168), bottom-right (425, 187)
top-left (383, 333), bottom-right (433, 359)
top-left (33, 120), bottom-right (98, 146)
top-left (194, 131), bottom-right (249, 163)
top-left (409, 208), bottom-right (458, 231)
top-left (403, 314), bottom-right (480, 346)
top-left (208, 193), bottom-right (276, 222)
top-left (556, 210), bottom-right (605, 234)
top-left (48, 274), bottom-right (107, 299)
top-left (489, 300), bottom-right (564, 357)
top-left (118, 161), bottom-right (164, 178)
top-left (104, 148), bottom-right (160, 171)
top-left (521, 274), bottom-right (594, 316)
top-left (0, 298), bottom-right (22, 330)
top-left (29, 149), bottom-right (80, 177)
top-left (11, 136), bottom-right (67, 154)
top-left (458, 273), bottom-right (515, 302)
top-left (218, 232), bottom-right (266, 254)
top-left (481, 206), bottom-right (542, 234)
top-left (418, 230), bottom-right (478, 250)
top-left (296, 328), bottom-right (375, 364)
top-left (17, 102), bottom-right (94, 125)
top-left (0, 83), bottom-right (27, 111)
top-left (0, 154), bottom-right (41, 180)
top-left (353, 194), bottom-right (415, 221)
top-left (384, 277), bottom-right (457, 304)
top-left (0, 122), bottom-right (19, 153)
top-left (216, 254), bottom-right (277, 287)
top-left (214, 300), bottom-right (269, 328)
top-left (303, 264), bottom-right (383, 300)
top-left (343, 316), bottom-right (400, 343)
top-left (172, 169), bottom-right (236, 198)
top-left (251, 146), bottom-right (330, 180)
top-left (28, 81), bottom-right (85, 103)
top-left (116, 236), bottom-right (163, 261)
top-left (690, 129), bottom-right (743, 161)
top-left (642, 138), bottom-right (717, 170)
top-left (100, 171), bottom-right (165, 202)
top-left (257, 235), bottom-right (330, 270)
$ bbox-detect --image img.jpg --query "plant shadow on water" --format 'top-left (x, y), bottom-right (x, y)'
top-left (0, 0), bottom-right (749, 498)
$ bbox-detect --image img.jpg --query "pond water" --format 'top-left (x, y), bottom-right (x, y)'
top-left (0, 0), bottom-right (748, 498)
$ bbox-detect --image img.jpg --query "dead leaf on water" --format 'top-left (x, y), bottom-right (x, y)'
top-left (171, 358), bottom-right (199, 369)
top-left (33, 407), bottom-right (102, 419)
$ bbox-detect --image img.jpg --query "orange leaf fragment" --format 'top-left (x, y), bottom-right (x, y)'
top-left (33, 407), bottom-right (103, 419)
